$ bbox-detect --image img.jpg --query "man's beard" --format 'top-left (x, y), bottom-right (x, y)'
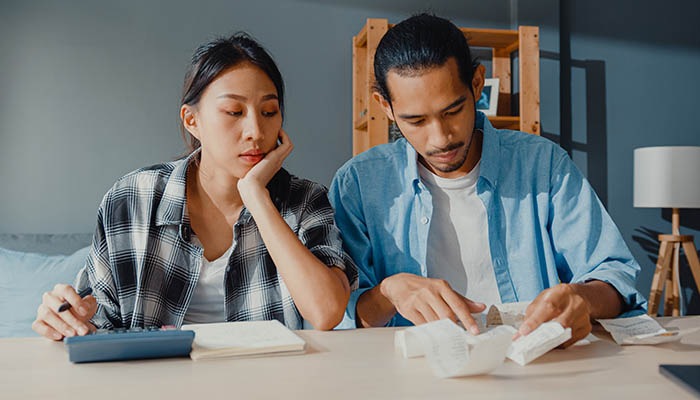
top-left (426, 140), bottom-right (470, 173)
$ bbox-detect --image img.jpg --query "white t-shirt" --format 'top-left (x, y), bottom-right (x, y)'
top-left (183, 236), bottom-right (230, 324)
top-left (419, 161), bottom-right (501, 306)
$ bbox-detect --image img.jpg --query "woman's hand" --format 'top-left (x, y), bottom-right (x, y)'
top-left (32, 284), bottom-right (97, 341)
top-left (238, 129), bottom-right (293, 204)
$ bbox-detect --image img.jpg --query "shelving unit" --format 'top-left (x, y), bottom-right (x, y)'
top-left (352, 19), bottom-right (540, 156)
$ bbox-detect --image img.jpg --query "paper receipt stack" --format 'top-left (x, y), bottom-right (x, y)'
top-left (394, 302), bottom-right (572, 378)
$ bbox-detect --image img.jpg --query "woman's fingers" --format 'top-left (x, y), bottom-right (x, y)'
top-left (37, 302), bottom-right (76, 337)
top-left (31, 319), bottom-right (63, 341)
top-left (33, 285), bottom-right (96, 340)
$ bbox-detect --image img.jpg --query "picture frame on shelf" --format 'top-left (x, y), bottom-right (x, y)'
top-left (477, 78), bottom-right (499, 116)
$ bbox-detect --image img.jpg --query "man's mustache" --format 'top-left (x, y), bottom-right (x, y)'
top-left (426, 141), bottom-right (465, 156)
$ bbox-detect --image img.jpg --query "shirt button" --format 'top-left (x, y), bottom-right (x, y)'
top-left (420, 216), bottom-right (429, 224)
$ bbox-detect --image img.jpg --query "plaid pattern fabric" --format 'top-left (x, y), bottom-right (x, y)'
top-left (75, 152), bottom-right (358, 330)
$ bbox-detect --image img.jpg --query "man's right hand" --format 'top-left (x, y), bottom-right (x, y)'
top-left (32, 284), bottom-right (98, 341)
top-left (379, 273), bottom-right (486, 334)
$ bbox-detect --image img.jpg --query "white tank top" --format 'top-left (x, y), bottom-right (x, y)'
top-left (419, 161), bottom-right (501, 306)
top-left (183, 236), bottom-right (230, 324)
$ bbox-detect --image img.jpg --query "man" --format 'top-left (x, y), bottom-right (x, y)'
top-left (330, 14), bottom-right (645, 345)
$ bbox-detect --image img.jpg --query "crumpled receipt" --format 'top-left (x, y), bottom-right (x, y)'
top-left (395, 317), bottom-right (572, 377)
top-left (597, 314), bottom-right (700, 345)
top-left (506, 321), bottom-right (571, 365)
top-left (486, 303), bottom-right (572, 364)
top-left (395, 319), bottom-right (513, 378)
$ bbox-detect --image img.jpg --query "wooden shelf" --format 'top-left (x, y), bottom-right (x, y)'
top-left (488, 116), bottom-right (521, 130)
top-left (354, 113), bottom-right (367, 130)
top-left (352, 19), bottom-right (540, 156)
top-left (354, 115), bottom-right (521, 133)
top-left (460, 28), bottom-right (520, 50)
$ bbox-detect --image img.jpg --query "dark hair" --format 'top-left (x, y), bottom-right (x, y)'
top-left (180, 33), bottom-right (285, 152)
top-left (374, 13), bottom-right (478, 105)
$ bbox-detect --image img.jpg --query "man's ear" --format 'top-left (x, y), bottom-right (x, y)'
top-left (372, 92), bottom-right (395, 122)
top-left (180, 105), bottom-right (199, 139)
top-left (471, 64), bottom-right (486, 101)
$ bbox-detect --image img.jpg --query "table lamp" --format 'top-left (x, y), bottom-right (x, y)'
top-left (634, 146), bottom-right (700, 316)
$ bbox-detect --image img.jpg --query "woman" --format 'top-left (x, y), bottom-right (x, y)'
top-left (32, 33), bottom-right (357, 340)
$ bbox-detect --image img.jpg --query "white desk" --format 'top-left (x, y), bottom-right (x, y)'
top-left (1, 317), bottom-right (699, 399)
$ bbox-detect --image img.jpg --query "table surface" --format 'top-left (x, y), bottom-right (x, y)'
top-left (1, 317), bottom-right (699, 399)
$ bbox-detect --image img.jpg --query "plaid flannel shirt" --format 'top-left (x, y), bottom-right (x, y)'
top-left (75, 152), bottom-right (358, 330)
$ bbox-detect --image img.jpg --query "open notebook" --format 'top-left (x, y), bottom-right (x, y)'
top-left (181, 320), bottom-right (306, 360)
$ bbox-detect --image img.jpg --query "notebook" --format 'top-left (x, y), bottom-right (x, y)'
top-left (659, 364), bottom-right (700, 398)
top-left (181, 320), bottom-right (306, 360)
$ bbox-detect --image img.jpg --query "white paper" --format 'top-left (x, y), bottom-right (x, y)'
top-left (507, 321), bottom-right (571, 365)
top-left (485, 302), bottom-right (573, 364)
top-left (396, 319), bottom-right (512, 378)
top-left (573, 333), bottom-right (600, 346)
top-left (486, 302), bottom-right (530, 328)
top-left (394, 329), bottom-right (425, 358)
top-left (597, 314), bottom-right (664, 345)
top-left (597, 314), bottom-right (700, 345)
top-left (181, 320), bottom-right (305, 359)
top-left (397, 302), bottom-right (580, 375)
top-left (625, 327), bottom-right (700, 345)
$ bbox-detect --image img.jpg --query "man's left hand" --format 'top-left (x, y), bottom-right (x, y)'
top-left (517, 283), bottom-right (592, 347)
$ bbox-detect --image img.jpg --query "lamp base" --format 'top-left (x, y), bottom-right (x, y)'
top-left (648, 234), bottom-right (700, 316)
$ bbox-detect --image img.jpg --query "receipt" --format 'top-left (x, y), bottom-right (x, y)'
top-left (486, 302), bottom-right (530, 328)
top-left (396, 302), bottom-right (578, 376)
top-left (485, 302), bottom-right (572, 365)
top-left (597, 314), bottom-right (700, 345)
top-left (507, 321), bottom-right (571, 365)
top-left (395, 319), bottom-right (512, 378)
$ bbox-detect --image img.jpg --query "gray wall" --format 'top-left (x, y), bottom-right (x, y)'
top-left (2, 0), bottom-right (699, 308)
top-left (519, 0), bottom-right (700, 312)
top-left (0, 0), bottom-right (509, 234)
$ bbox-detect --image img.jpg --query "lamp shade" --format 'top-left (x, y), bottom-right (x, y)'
top-left (634, 146), bottom-right (700, 208)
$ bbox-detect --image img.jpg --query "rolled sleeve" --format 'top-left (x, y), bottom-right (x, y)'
top-left (549, 153), bottom-right (647, 313)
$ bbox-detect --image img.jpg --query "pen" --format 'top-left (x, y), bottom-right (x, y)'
top-left (57, 287), bottom-right (93, 313)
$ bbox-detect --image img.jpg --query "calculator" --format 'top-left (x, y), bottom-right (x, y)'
top-left (64, 326), bottom-right (195, 363)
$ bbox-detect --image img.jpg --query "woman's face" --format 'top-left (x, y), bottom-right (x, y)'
top-left (183, 62), bottom-right (282, 179)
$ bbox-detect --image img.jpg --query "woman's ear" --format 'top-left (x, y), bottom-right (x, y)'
top-left (180, 105), bottom-right (199, 139)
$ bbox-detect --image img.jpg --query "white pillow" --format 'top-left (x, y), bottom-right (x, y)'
top-left (0, 246), bottom-right (90, 337)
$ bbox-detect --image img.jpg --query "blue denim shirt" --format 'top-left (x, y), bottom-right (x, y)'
top-left (330, 112), bottom-right (646, 327)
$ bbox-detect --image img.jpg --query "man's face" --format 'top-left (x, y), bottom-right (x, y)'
top-left (377, 58), bottom-right (485, 179)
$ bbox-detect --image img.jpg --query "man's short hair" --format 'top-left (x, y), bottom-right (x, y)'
top-left (373, 13), bottom-right (478, 104)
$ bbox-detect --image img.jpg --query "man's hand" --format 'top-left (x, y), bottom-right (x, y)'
top-left (518, 283), bottom-right (592, 347)
top-left (380, 273), bottom-right (486, 334)
top-left (237, 129), bottom-right (293, 203)
top-left (32, 284), bottom-right (98, 341)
